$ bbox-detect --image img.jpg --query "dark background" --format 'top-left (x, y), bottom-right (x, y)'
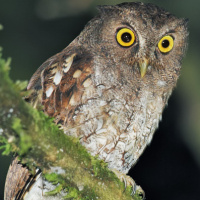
top-left (1, 0), bottom-right (200, 199)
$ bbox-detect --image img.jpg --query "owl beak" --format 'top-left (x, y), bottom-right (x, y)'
top-left (139, 58), bottom-right (149, 78)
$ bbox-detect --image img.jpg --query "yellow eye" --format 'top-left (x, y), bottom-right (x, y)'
top-left (158, 35), bottom-right (174, 53)
top-left (116, 28), bottom-right (135, 47)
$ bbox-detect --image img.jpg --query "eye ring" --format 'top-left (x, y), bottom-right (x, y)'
top-left (116, 28), bottom-right (135, 47)
top-left (158, 35), bottom-right (174, 53)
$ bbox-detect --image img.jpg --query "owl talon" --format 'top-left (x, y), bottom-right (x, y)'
top-left (112, 169), bottom-right (145, 199)
top-left (136, 185), bottom-right (145, 199)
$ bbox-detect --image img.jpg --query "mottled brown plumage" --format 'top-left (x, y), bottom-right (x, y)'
top-left (5, 2), bottom-right (188, 199)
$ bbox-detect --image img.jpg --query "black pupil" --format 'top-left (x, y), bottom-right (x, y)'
top-left (162, 39), bottom-right (170, 48)
top-left (121, 32), bottom-right (132, 43)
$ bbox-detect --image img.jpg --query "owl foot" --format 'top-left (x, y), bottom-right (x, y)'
top-left (112, 169), bottom-right (145, 199)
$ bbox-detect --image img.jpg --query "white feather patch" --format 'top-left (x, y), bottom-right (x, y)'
top-left (96, 118), bottom-right (103, 131)
top-left (46, 86), bottom-right (54, 97)
top-left (69, 95), bottom-right (76, 106)
top-left (54, 71), bottom-right (62, 85)
top-left (96, 129), bottom-right (107, 134)
top-left (157, 80), bottom-right (166, 87)
top-left (63, 53), bottom-right (76, 73)
top-left (73, 70), bottom-right (82, 78)
top-left (83, 78), bottom-right (92, 88)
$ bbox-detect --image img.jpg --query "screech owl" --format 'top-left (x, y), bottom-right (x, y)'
top-left (4, 2), bottom-right (188, 199)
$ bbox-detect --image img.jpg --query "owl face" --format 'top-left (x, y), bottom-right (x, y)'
top-left (78, 2), bottom-right (188, 87)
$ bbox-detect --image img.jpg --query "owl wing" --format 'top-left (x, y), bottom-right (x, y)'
top-left (27, 46), bottom-right (93, 125)
top-left (4, 47), bottom-right (94, 199)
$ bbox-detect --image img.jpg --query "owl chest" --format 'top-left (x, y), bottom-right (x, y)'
top-left (65, 79), bottom-right (166, 173)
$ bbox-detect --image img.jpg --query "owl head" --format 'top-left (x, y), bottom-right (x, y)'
top-left (77, 2), bottom-right (188, 88)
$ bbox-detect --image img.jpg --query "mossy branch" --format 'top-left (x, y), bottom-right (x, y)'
top-left (0, 52), bottom-right (143, 199)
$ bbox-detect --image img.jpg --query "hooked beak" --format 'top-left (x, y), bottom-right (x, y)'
top-left (139, 58), bottom-right (149, 78)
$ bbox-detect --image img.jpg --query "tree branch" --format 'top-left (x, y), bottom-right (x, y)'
top-left (0, 52), bottom-right (143, 199)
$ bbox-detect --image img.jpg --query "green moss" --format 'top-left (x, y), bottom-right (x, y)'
top-left (44, 173), bottom-right (79, 198)
top-left (11, 117), bottom-right (32, 156)
top-left (44, 172), bottom-right (99, 199)
top-left (64, 187), bottom-right (79, 199)
top-left (0, 136), bottom-right (12, 155)
top-left (11, 118), bottom-right (23, 134)
top-left (91, 155), bottom-right (108, 177)
top-left (0, 56), bottom-right (11, 80)
top-left (45, 184), bottom-right (64, 196)
top-left (44, 173), bottom-right (65, 185)
top-left (78, 187), bottom-right (97, 200)
top-left (15, 80), bottom-right (28, 91)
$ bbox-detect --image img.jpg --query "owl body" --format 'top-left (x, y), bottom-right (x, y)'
top-left (63, 53), bottom-right (172, 174)
top-left (28, 2), bottom-right (187, 174)
top-left (27, 2), bottom-right (188, 173)
top-left (5, 2), bottom-right (188, 199)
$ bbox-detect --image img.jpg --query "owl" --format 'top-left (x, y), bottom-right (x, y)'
top-left (4, 2), bottom-right (188, 199)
